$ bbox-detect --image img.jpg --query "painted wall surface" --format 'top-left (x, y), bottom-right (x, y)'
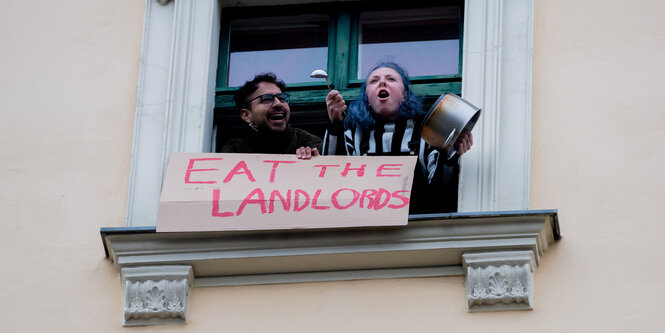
top-left (1, 0), bottom-right (665, 332)
top-left (0, 0), bottom-right (144, 331)
top-left (530, 0), bottom-right (665, 331)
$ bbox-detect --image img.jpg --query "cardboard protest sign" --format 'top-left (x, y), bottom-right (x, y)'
top-left (157, 153), bottom-right (418, 232)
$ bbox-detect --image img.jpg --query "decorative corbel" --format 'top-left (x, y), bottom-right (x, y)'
top-left (463, 251), bottom-right (536, 312)
top-left (121, 265), bottom-right (194, 326)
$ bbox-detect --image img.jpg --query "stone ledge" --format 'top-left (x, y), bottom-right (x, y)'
top-left (101, 209), bottom-right (559, 325)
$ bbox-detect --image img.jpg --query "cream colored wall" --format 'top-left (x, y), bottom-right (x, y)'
top-left (530, 0), bottom-right (665, 331)
top-left (0, 0), bottom-right (144, 331)
top-left (2, 0), bottom-right (665, 332)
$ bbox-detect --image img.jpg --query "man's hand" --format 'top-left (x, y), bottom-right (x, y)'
top-left (454, 131), bottom-right (473, 155)
top-left (326, 90), bottom-right (347, 122)
top-left (296, 147), bottom-right (320, 159)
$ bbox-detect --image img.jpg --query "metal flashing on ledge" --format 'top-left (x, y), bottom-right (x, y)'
top-left (102, 210), bottom-right (559, 325)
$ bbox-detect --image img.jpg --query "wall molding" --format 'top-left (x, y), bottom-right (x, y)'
top-left (126, 0), bottom-right (220, 227)
top-left (460, 0), bottom-right (534, 212)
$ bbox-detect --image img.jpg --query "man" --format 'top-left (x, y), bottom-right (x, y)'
top-left (221, 73), bottom-right (322, 159)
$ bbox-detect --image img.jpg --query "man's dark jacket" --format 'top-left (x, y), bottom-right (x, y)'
top-left (221, 125), bottom-right (322, 154)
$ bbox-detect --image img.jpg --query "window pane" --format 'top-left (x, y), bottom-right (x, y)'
top-left (228, 14), bottom-right (329, 87)
top-left (358, 7), bottom-right (460, 79)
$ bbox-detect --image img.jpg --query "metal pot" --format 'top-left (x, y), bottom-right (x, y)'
top-left (421, 93), bottom-right (481, 159)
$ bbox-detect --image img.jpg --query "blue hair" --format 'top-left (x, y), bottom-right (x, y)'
top-left (345, 62), bottom-right (424, 131)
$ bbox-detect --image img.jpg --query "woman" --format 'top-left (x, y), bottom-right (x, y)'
top-left (322, 62), bottom-right (472, 214)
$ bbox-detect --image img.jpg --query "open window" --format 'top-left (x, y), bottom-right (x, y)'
top-left (126, 0), bottom-right (533, 226)
top-left (213, 0), bottom-right (464, 150)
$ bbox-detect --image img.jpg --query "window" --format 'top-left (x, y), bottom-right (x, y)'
top-left (126, 0), bottom-right (534, 226)
top-left (226, 13), bottom-right (330, 87)
top-left (214, 1), bottom-right (464, 149)
top-left (357, 7), bottom-right (461, 79)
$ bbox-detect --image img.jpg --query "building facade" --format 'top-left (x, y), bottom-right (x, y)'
top-left (1, 0), bottom-right (665, 331)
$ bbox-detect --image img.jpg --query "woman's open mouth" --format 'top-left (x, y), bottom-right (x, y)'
top-left (378, 89), bottom-right (390, 100)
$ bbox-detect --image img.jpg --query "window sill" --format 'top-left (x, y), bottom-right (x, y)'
top-left (101, 209), bottom-right (560, 326)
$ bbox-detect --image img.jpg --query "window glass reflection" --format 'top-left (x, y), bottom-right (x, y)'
top-left (358, 7), bottom-right (460, 79)
top-left (228, 14), bottom-right (329, 87)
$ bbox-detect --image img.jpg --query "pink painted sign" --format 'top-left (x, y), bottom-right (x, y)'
top-left (157, 153), bottom-right (417, 232)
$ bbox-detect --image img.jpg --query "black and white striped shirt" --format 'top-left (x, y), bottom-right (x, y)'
top-left (323, 117), bottom-right (460, 214)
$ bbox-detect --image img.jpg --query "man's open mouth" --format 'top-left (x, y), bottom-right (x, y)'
top-left (268, 112), bottom-right (285, 121)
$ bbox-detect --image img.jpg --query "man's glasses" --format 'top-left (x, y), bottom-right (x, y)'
top-left (246, 93), bottom-right (290, 107)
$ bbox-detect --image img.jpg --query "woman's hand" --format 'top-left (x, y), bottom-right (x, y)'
top-left (454, 131), bottom-right (473, 155)
top-left (326, 90), bottom-right (347, 123)
top-left (296, 146), bottom-right (320, 159)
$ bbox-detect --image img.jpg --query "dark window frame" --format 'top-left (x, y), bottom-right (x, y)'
top-left (214, 0), bottom-right (464, 150)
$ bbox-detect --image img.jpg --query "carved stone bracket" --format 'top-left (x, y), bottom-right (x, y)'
top-left (463, 251), bottom-right (536, 312)
top-left (121, 266), bottom-right (194, 326)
